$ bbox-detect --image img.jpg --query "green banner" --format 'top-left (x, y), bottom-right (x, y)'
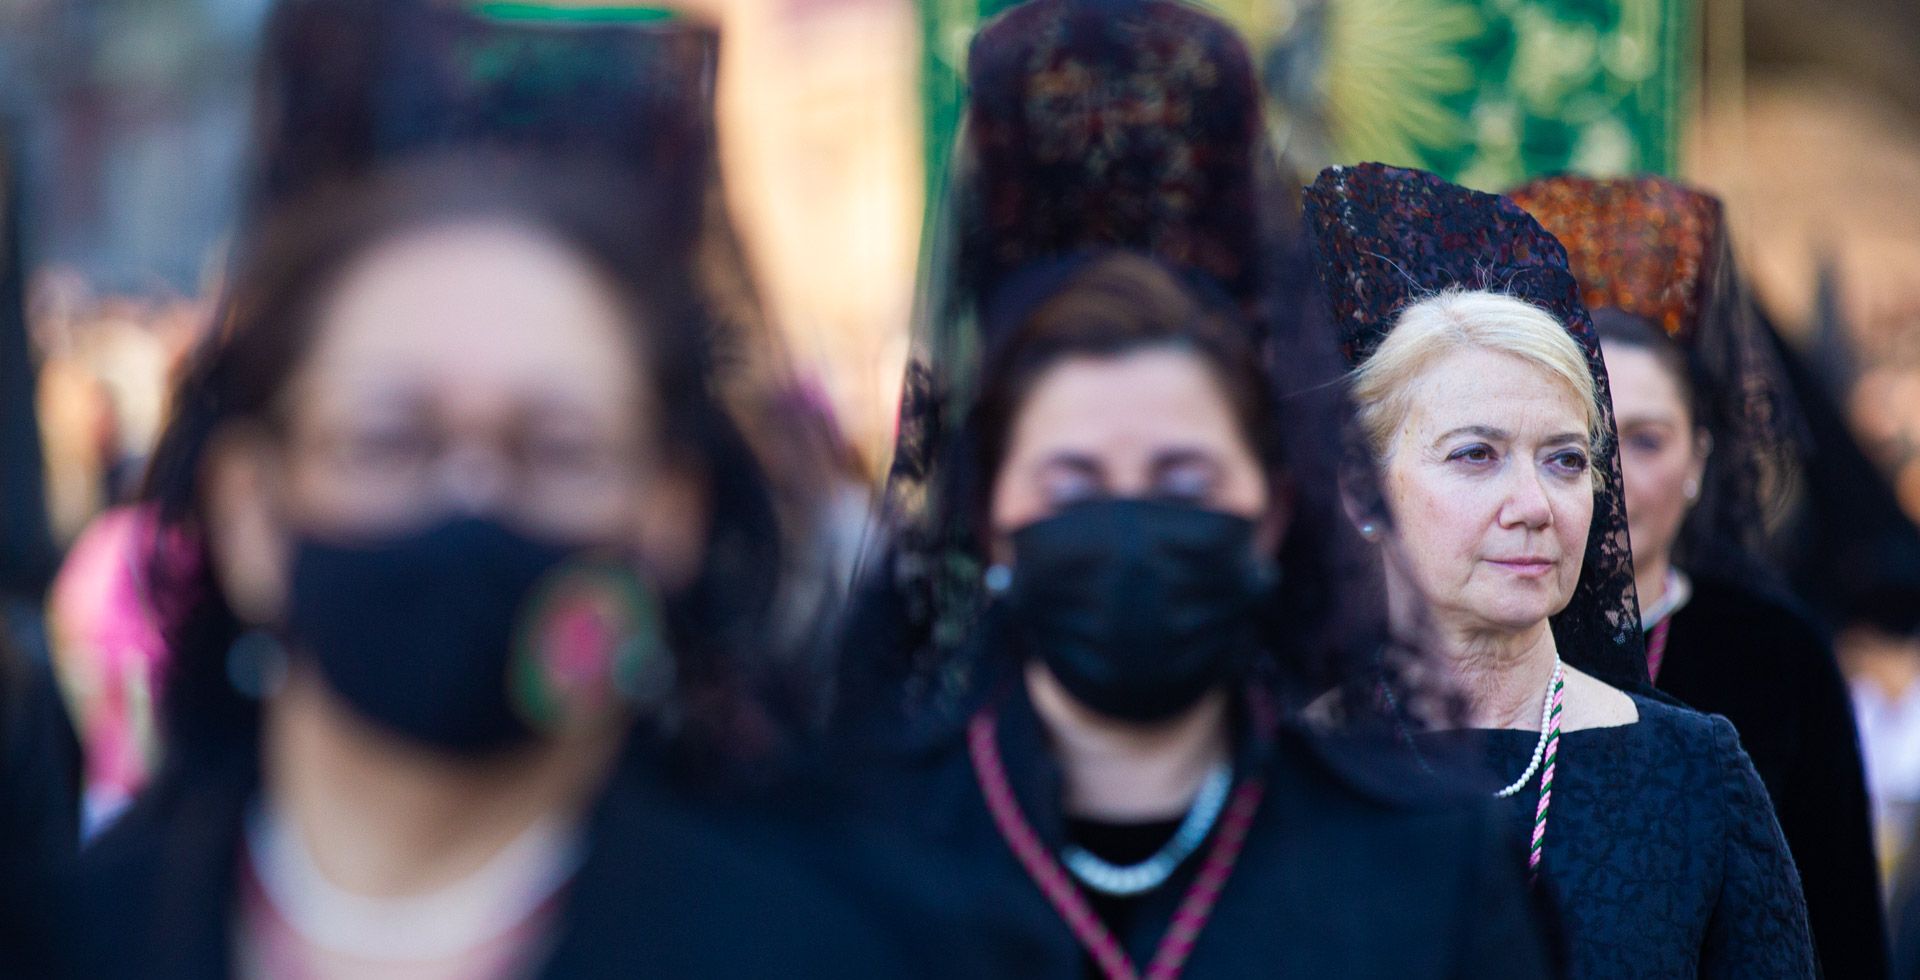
top-left (917, 0), bottom-right (1018, 208)
top-left (1297, 0), bottom-right (1693, 188)
top-left (919, 0), bottom-right (1694, 197)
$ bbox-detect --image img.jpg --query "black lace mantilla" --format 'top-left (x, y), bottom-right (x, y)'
top-left (860, 0), bottom-right (1407, 730)
top-left (1303, 162), bottom-right (1651, 695)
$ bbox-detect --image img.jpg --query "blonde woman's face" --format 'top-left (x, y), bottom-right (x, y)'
top-left (1380, 347), bottom-right (1595, 637)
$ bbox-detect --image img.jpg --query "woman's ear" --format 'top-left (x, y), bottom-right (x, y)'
top-left (201, 424), bottom-right (290, 626)
top-left (1336, 465), bottom-right (1388, 544)
top-left (633, 456), bottom-right (710, 594)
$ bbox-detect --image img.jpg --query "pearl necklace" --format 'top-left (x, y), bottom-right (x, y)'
top-left (1488, 655), bottom-right (1566, 882)
top-left (1493, 654), bottom-right (1564, 798)
top-left (1060, 762), bottom-right (1234, 897)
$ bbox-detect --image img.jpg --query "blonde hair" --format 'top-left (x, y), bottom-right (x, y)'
top-left (1350, 289), bottom-right (1604, 463)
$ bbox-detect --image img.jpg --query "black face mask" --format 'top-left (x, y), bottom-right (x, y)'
top-left (284, 516), bottom-right (579, 757)
top-left (1000, 498), bottom-right (1271, 724)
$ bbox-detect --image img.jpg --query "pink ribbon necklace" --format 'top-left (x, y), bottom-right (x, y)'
top-left (967, 696), bottom-right (1275, 980)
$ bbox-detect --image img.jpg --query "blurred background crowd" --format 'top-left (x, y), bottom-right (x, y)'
top-left (2, 0), bottom-right (1919, 927)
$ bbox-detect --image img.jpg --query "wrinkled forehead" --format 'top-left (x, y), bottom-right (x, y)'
top-left (1399, 348), bottom-right (1594, 447)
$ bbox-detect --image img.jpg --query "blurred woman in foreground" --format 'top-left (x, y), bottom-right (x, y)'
top-left (835, 3), bottom-right (1549, 973)
top-left (63, 162), bottom-right (919, 978)
top-left (843, 249), bottom-right (1549, 977)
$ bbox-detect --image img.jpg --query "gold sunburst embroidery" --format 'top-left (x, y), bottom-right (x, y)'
top-left (1323, 0), bottom-right (1485, 169)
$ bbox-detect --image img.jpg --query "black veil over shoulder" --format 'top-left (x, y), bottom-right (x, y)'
top-left (845, 0), bottom-right (1422, 739)
top-left (1304, 162), bottom-right (1653, 696)
top-left (1508, 175), bottom-right (1801, 584)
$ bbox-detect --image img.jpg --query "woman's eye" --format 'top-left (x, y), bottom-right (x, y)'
top-left (1547, 450), bottom-right (1591, 475)
top-left (1628, 432), bottom-right (1665, 454)
top-left (1154, 461), bottom-right (1217, 503)
top-left (522, 433), bottom-right (610, 474)
top-left (338, 424), bottom-right (436, 472)
top-left (1447, 444), bottom-right (1496, 465)
top-left (1040, 469), bottom-right (1101, 507)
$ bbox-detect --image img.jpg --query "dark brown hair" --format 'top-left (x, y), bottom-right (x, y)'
top-left (1592, 306), bottom-right (1702, 427)
top-left (969, 251), bottom-right (1279, 518)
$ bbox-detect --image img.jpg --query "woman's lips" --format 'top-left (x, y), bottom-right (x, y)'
top-left (1487, 558), bottom-right (1555, 576)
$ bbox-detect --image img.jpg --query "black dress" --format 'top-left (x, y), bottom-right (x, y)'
top-left (1477, 691), bottom-right (1815, 978)
top-left (1656, 573), bottom-right (1886, 978)
top-left (0, 647), bottom-right (80, 975)
top-left (852, 680), bottom-right (1556, 978)
top-left (56, 742), bottom-right (946, 979)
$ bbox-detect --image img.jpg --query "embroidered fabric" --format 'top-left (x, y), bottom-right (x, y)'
top-left (1507, 176), bottom-right (1803, 581)
top-left (855, 0), bottom-right (1429, 735)
top-left (1302, 162), bottom-right (1652, 695)
top-left (1478, 696), bottom-right (1815, 977)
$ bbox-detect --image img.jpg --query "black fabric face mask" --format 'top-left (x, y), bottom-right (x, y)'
top-left (284, 516), bottom-right (578, 757)
top-left (1000, 498), bottom-right (1270, 724)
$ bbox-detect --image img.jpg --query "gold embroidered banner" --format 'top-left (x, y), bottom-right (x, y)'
top-left (921, 0), bottom-right (1695, 196)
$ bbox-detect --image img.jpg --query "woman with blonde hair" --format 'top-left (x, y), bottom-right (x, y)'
top-left (1308, 163), bottom-right (1814, 978)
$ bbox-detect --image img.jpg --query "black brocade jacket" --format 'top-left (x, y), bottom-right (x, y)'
top-left (846, 675), bottom-right (1558, 979)
top-left (1658, 573), bottom-right (1887, 978)
top-left (52, 740), bottom-right (955, 979)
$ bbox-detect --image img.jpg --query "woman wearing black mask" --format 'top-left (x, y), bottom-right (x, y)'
top-left (833, 4), bottom-right (1549, 975)
top-left (60, 162), bottom-right (925, 979)
top-left (847, 246), bottom-right (1549, 977)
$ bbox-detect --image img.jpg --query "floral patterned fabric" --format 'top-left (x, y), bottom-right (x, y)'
top-left (1506, 176), bottom-right (1718, 340)
top-left (962, 0), bottom-right (1279, 325)
top-left (1478, 695), bottom-right (1815, 978)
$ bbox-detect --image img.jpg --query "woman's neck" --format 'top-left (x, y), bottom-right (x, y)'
top-left (1024, 662), bottom-right (1231, 822)
top-left (1441, 620), bottom-right (1560, 730)
top-left (1634, 552), bottom-right (1672, 618)
top-left (263, 667), bottom-right (617, 899)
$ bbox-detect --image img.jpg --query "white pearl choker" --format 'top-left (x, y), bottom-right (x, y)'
top-left (1494, 653), bottom-right (1564, 799)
